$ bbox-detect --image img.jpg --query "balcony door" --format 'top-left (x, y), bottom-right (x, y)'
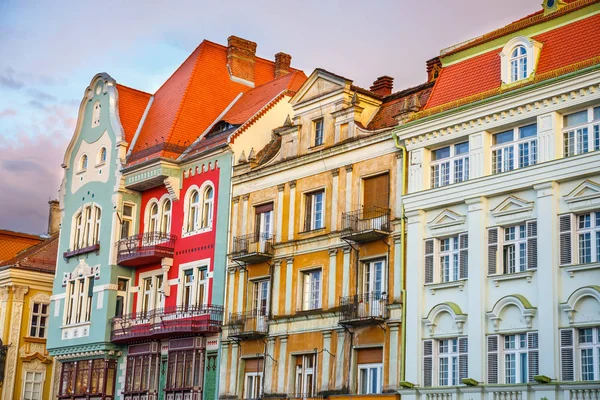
top-left (362, 260), bottom-right (385, 317)
top-left (295, 354), bottom-right (316, 397)
top-left (140, 275), bottom-right (164, 318)
top-left (255, 203), bottom-right (274, 253)
top-left (252, 280), bottom-right (269, 332)
top-left (362, 173), bottom-right (389, 229)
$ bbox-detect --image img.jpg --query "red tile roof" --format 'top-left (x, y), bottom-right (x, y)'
top-left (116, 84), bottom-right (151, 144)
top-left (368, 82), bottom-right (434, 130)
top-left (424, 12), bottom-right (600, 112)
top-left (0, 230), bottom-right (43, 263)
top-left (0, 234), bottom-right (58, 274)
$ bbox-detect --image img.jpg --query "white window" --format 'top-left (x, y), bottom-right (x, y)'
top-left (115, 278), bottom-right (129, 318)
top-left (253, 279), bottom-right (269, 316)
top-left (64, 276), bottom-right (93, 325)
top-left (314, 118), bottom-right (324, 146)
top-left (161, 199), bottom-right (172, 234)
top-left (22, 371), bottom-right (44, 400)
top-left (578, 327), bottom-right (600, 381)
top-left (97, 147), bottom-right (107, 165)
top-left (72, 204), bottom-right (101, 250)
top-left (148, 202), bottom-right (159, 233)
top-left (431, 142), bottom-right (469, 188)
top-left (563, 106), bottom-right (600, 157)
top-left (244, 372), bottom-right (263, 399)
top-left (500, 37), bottom-right (540, 85)
top-left (358, 364), bottom-right (383, 394)
top-left (185, 184), bottom-right (214, 233)
top-left (492, 124), bottom-right (537, 174)
top-left (120, 204), bottom-right (134, 240)
top-left (424, 233), bottom-right (468, 284)
top-left (301, 269), bottom-right (321, 310)
top-left (202, 186), bottom-right (214, 229)
top-left (439, 339), bottom-right (460, 386)
top-left (487, 333), bottom-right (538, 384)
top-left (487, 221), bottom-right (537, 275)
top-left (510, 45), bottom-right (527, 82)
top-left (362, 259), bottom-right (385, 296)
top-left (304, 190), bottom-right (325, 231)
top-left (179, 265), bottom-right (209, 309)
top-left (29, 303), bottom-right (49, 338)
top-left (182, 269), bottom-right (194, 309)
top-left (140, 274), bottom-right (163, 314)
top-left (188, 190), bottom-right (200, 231)
top-left (79, 154), bottom-right (88, 172)
top-left (295, 354), bottom-right (316, 396)
top-left (92, 101), bottom-right (101, 128)
top-left (504, 334), bottom-right (529, 384)
top-left (423, 337), bottom-right (468, 387)
top-left (559, 211), bottom-right (600, 266)
top-left (503, 224), bottom-right (527, 274)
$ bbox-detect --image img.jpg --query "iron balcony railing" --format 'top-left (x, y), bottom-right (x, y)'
top-left (230, 232), bottom-right (274, 260)
top-left (110, 304), bottom-right (223, 342)
top-left (339, 292), bottom-right (388, 323)
top-left (116, 231), bottom-right (177, 265)
top-left (341, 206), bottom-right (391, 235)
top-left (228, 309), bottom-right (269, 338)
top-left (259, 395), bottom-right (324, 400)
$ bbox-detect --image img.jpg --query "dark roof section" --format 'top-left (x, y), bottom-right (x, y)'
top-left (0, 234), bottom-right (58, 274)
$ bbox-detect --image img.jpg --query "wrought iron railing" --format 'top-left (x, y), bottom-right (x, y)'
top-left (116, 231), bottom-right (177, 264)
top-left (230, 232), bottom-right (274, 258)
top-left (228, 309), bottom-right (269, 337)
top-left (110, 304), bottom-right (223, 341)
top-left (339, 292), bottom-right (388, 322)
top-left (341, 206), bottom-right (391, 234)
top-left (260, 394), bottom-right (323, 400)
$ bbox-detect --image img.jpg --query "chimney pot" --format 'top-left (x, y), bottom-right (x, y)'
top-left (274, 52), bottom-right (292, 78)
top-left (370, 76), bottom-right (394, 97)
top-left (227, 36), bottom-right (257, 85)
top-left (48, 199), bottom-right (60, 235)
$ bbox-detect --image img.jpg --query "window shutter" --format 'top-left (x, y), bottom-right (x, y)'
top-left (560, 328), bottom-right (575, 381)
top-left (527, 332), bottom-right (539, 382)
top-left (424, 239), bottom-right (435, 284)
top-left (459, 233), bottom-right (469, 279)
top-left (488, 228), bottom-right (499, 275)
top-left (559, 214), bottom-right (573, 266)
top-left (423, 340), bottom-right (433, 387)
top-left (363, 173), bottom-right (390, 209)
top-left (526, 220), bottom-right (537, 270)
top-left (458, 337), bottom-right (468, 382)
top-left (304, 194), bottom-right (313, 232)
top-left (487, 335), bottom-right (499, 384)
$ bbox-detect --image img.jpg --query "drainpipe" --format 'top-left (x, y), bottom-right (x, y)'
top-left (393, 133), bottom-right (408, 383)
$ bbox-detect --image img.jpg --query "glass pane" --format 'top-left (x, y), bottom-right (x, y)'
top-left (519, 124), bottom-right (537, 138)
top-left (494, 130), bottom-right (514, 145)
top-left (564, 110), bottom-right (588, 128)
top-left (433, 146), bottom-right (450, 160)
top-left (359, 369), bottom-right (368, 394)
top-left (594, 106), bottom-right (600, 120)
top-left (455, 142), bottom-right (469, 155)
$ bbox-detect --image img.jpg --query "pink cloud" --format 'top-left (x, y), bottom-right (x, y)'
top-left (0, 108), bottom-right (17, 118)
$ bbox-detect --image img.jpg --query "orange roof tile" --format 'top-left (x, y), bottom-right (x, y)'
top-left (0, 234), bottom-right (58, 273)
top-left (367, 82), bottom-right (434, 130)
top-left (0, 230), bottom-right (43, 263)
top-left (116, 84), bottom-right (151, 144)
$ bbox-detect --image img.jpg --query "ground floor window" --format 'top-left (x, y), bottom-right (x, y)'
top-left (357, 347), bottom-right (383, 394)
top-left (124, 343), bottom-right (160, 396)
top-left (166, 337), bottom-right (205, 395)
top-left (58, 359), bottom-right (116, 398)
top-left (22, 371), bottom-right (44, 400)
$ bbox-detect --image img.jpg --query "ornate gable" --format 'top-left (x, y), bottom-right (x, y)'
top-left (491, 195), bottom-right (534, 225)
top-left (427, 209), bottom-right (466, 237)
top-left (291, 70), bottom-right (347, 106)
top-left (564, 180), bottom-right (600, 212)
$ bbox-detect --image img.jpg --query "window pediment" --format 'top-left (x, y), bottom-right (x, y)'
top-left (564, 180), bottom-right (600, 212)
top-left (491, 196), bottom-right (534, 225)
top-left (427, 209), bottom-right (466, 237)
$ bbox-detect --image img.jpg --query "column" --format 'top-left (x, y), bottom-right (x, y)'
top-left (388, 323), bottom-right (400, 390)
top-left (285, 258), bottom-right (293, 315)
top-left (331, 169), bottom-right (339, 231)
top-left (404, 210), bottom-right (424, 384)
top-left (2, 285), bottom-right (29, 400)
top-left (342, 247), bottom-right (351, 298)
top-left (272, 260), bottom-right (282, 317)
top-left (264, 337), bottom-right (276, 393)
top-left (465, 197), bottom-right (488, 382)
top-left (227, 269), bottom-right (235, 316)
top-left (237, 269), bottom-right (245, 313)
top-left (537, 112), bottom-right (561, 163)
top-left (334, 328), bottom-right (346, 389)
top-left (0, 287), bottom-right (9, 341)
top-left (241, 195), bottom-right (249, 236)
top-left (229, 342), bottom-right (239, 395)
top-left (535, 182), bottom-right (559, 379)
top-left (345, 165), bottom-right (353, 212)
top-left (219, 342), bottom-right (229, 396)
top-left (393, 235), bottom-right (402, 302)
top-left (277, 336), bottom-right (288, 393)
top-left (287, 181), bottom-right (296, 241)
top-left (328, 249), bottom-right (338, 309)
top-left (232, 197), bottom-right (239, 239)
top-left (161, 258), bottom-right (173, 296)
top-left (320, 331), bottom-right (332, 392)
top-left (395, 152), bottom-right (403, 218)
top-left (276, 184), bottom-right (285, 242)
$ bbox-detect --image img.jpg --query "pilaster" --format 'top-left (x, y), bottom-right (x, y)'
top-left (2, 285), bottom-right (29, 400)
top-left (219, 342), bottom-right (230, 396)
top-left (229, 342), bottom-right (239, 395)
top-left (331, 169), bottom-right (339, 231)
top-left (288, 181), bottom-right (296, 241)
top-left (161, 257), bottom-right (173, 296)
top-left (537, 112), bottom-right (561, 162)
top-left (395, 151), bottom-right (404, 218)
top-left (264, 337), bottom-right (276, 393)
top-left (237, 269), bottom-right (245, 313)
top-left (241, 195), bottom-right (249, 236)
top-left (408, 149), bottom-right (424, 193)
top-left (388, 322), bottom-right (400, 390)
top-left (276, 184), bottom-right (285, 242)
top-left (328, 249), bottom-right (338, 309)
top-left (342, 247), bottom-right (351, 298)
top-left (393, 235), bottom-right (402, 301)
top-left (469, 132), bottom-right (485, 179)
top-left (272, 260), bottom-right (282, 317)
top-left (321, 330), bottom-right (332, 392)
top-left (334, 328), bottom-right (346, 390)
top-left (345, 165), bottom-right (353, 212)
top-left (285, 258), bottom-right (294, 315)
top-left (277, 336), bottom-right (288, 393)
top-left (227, 269), bottom-right (236, 316)
top-left (232, 196), bottom-right (240, 239)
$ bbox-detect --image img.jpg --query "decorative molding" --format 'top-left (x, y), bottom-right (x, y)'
top-left (560, 285), bottom-right (600, 325)
top-left (426, 279), bottom-right (467, 294)
top-left (491, 270), bottom-right (535, 287)
top-left (163, 176), bottom-right (181, 201)
top-left (487, 294), bottom-right (536, 332)
top-left (562, 261), bottom-right (600, 278)
top-left (564, 179), bottom-right (600, 212)
top-left (427, 209), bottom-right (467, 237)
top-left (423, 302), bottom-right (467, 336)
top-left (490, 195), bottom-right (534, 226)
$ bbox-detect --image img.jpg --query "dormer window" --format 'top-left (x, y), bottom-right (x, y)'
top-left (500, 37), bottom-right (542, 85)
top-left (510, 46), bottom-right (527, 82)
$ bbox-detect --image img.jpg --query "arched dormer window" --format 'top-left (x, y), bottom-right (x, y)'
top-left (201, 186), bottom-right (214, 229)
top-left (500, 37), bottom-right (542, 85)
top-left (98, 147), bottom-right (107, 165)
top-left (92, 101), bottom-right (101, 128)
top-left (148, 202), bottom-right (159, 233)
top-left (162, 199), bottom-right (172, 234)
top-left (189, 190), bottom-right (200, 232)
top-left (79, 154), bottom-right (88, 172)
top-left (72, 204), bottom-right (101, 250)
top-left (510, 46), bottom-right (527, 82)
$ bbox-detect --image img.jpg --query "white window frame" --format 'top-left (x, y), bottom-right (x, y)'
top-left (138, 271), bottom-right (164, 314)
top-left (491, 123), bottom-right (538, 174)
top-left (177, 260), bottom-right (211, 308)
top-left (115, 277), bottom-right (130, 318)
top-left (510, 45), bottom-right (527, 83)
top-left (503, 224), bottom-right (527, 274)
top-left (562, 105), bottom-right (600, 157)
top-left (161, 199), bottom-right (172, 234)
top-left (63, 276), bottom-right (93, 325)
top-left (201, 185), bottom-right (214, 229)
top-left (578, 326), bottom-right (600, 381)
top-left (253, 279), bottom-right (270, 316)
top-left (148, 201), bottom-right (159, 233)
top-left (358, 363), bottom-right (383, 394)
top-left (362, 259), bottom-right (386, 296)
top-left (72, 204), bottom-right (101, 249)
top-left (120, 203), bottom-right (135, 240)
top-left (305, 190), bottom-right (325, 231)
top-left (503, 333), bottom-right (529, 384)
top-left (295, 354), bottom-right (316, 396)
top-left (314, 118), bottom-right (324, 147)
top-left (301, 269), bottom-right (321, 311)
top-left (189, 189), bottom-right (200, 232)
top-left (438, 338), bottom-right (460, 386)
top-left (97, 147), bottom-right (107, 165)
top-left (499, 36), bottom-right (541, 85)
top-left (91, 101), bottom-right (101, 128)
top-left (439, 237), bottom-right (460, 282)
top-left (430, 142), bottom-right (469, 188)
top-left (22, 370), bottom-right (45, 400)
top-left (183, 182), bottom-right (215, 235)
top-left (29, 302), bottom-right (49, 338)
top-left (244, 372), bottom-right (263, 399)
top-left (576, 211), bottom-right (600, 264)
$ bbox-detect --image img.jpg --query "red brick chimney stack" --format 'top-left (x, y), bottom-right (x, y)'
top-left (274, 52), bottom-right (292, 78)
top-left (227, 36), bottom-right (257, 84)
top-left (370, 76), bottom-right (394, 97)
top-left (426, 57), bottom-right (442, 82)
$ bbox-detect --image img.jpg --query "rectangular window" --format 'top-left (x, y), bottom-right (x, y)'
top-left (295, 354), bottom-right (316, 396)
top-left (115, 278), bottom-right (129, 318)
top-left (58, 360), bottom-right (116, 397)
top-left (362, 173), bottom-right (390, 209)
top-left (424, 233), bottom-right (468, 284)
top-left (255, 202), bottom-right (274, 253)
top-left (23, 371), bottom-right (44, 400)
top-left (304, 190), bottom-right (325, 231)
top-left (166, 348), bottom-right (203, 391)
top-left (438, 339), bottom-right (460, 386)
top-left (431, 142), bottom-right (469, 188)
top-left (578, 327), bottom-right (600, 381)
top-left (576, 212), bottom-right (600, 264)
top-left (504, 334), bottom-right (528, 384)
top-left (314, 119), bottom-right (324, 146)
top-left (563, 106), bottom-right (600, 157)
top-left (357, 347), bottom-right (383, 394)
top-left (124, 352), bottom-right (160, 394)
top-left (244, 372), bottom-right (263, 399)
top-left (64, 277), bottom-right (93, 325)
top-left (492, 124), bottom-right (537, 174)
top-left (120, 204), bottom-right (134, 240)
top-left (29, 303), bottom-right (49, 338)
top-left (301, 270), bottom-right (321, 310)
top-left (503, 224), bottom-right (527, 274)
top-left (439, 237), bottom-right (460, 282)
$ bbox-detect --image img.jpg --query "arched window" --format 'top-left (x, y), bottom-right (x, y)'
top-left (92, 101), bottom-right (101, 128)
top-left (74, 213), bottom-right (83, 249)
top-left (148, 202), bottom-right (159, 233)
top-left (98, 147), bottom-right (107, 164)
top-left (510, 45), bottom-right (527, 82)
top-left (189, 190), bottom-right (200, 232)
top-left (201, 186), bottom-right (214, 229)
top-left (80, 155), bottom-right (88, 171)
top-left (73, 204), bottom-right (101, 249)
top-left (162, 199), bottom-right (172, 234)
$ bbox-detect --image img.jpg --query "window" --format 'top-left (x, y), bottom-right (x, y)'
top-left (58, 360), bottom-right (116, 397)
top-left (124, 346), bottom-right (160, 396)
top-left (179, 265), bottom-right (208, 309)
top-left (360, 260), bottom-right (387, 318)
top-left (79, 154), bottom-right (88, 172)
top-left (166, 347), bottom-right (203, 392)
top-left (487, 221), bottom-right (537, 275)
top-left (115, 278), bottom-right (129, 318)
top-left (295, 354), bottom-right (316, 396)
top-left (201, 186), bottom-right (214, 228)
top-left (314, 118), bottom-right (324, 146)
top-left (29, 302), bottom-right (49, 338)
top-left (363, 173), bottom-right (390, 209)
top-left (148, 202), bottom-right (159, 233)
top-left (72, 204), bottom-right (101, 250)
top-left (92, 101), bottom-right (101, 127)
top-left (578, 327), bottom-right (600, 381)
top-left (423, 338), bottom-right (468, 387)
top-left (487, 333), bottom-right (538, 384)
top-left (301, 269), bottom-right (321, 310)
top-left (563, 106), bottom-right (600, 157)
top-left (185, 184), bottom-right (214, 233)
top-left (492, 124), bottom-right (537, 174)
top-left (140, 274), bottom-right (163, 314)
top-left (162, 199), bottom-right (172, 234)
top-left (188, 190), bottom-right (200, 231)
top-left (510, 45), bottom-right (527, 82)
top-left (253, 280), bottom-right (270, 316)
top-left (424, 234), bottom-right (468, 284)
top-left (559, 211), bottom-right (600, 266)
top-left (98, 147), bottom-right (107, 164)
top-left (357, 348), bottom-right (383, 394)
top-left (120, 204), bottom-right (134, 240)
top-left (23, 371), bottom-right (44, 400)
top-left (304, 190), bottom-right (325, 231)
top-left (64, 276), bottom-right (93, 325)
top-left (431, 142), bottom-right (469, 188)
top-left (255, 203), bottom-right (274, 240)
top-left (244, 373), bottom-right (263, 399)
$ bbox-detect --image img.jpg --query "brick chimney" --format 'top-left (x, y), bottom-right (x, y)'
top-left (426, 57), bottom-right (442, 82)
top-left (227, 36), bottom-right (257, 85)
top-left (47, 199), bottom-right (60, 235)
top-left (274, 52), bottom-right (292, 78)
top-left (370, 76), bottom-right (394, 97)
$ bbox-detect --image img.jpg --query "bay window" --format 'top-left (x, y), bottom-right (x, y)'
top-left (492, 124), bottom-right (537, 174)
top-left (487, 332), bottom-right (539, 384)
top-left (563, 106), bottom-right (600, 157)
top-left (423, 337), bottom-right (468, 387)
top-left (424, 233), bottom-right (468, 284)
top-left (431, 142), bottom-right (469, 188)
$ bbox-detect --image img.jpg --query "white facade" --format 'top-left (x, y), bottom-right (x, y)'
top-left (397, 64), bottom-right (600, 400)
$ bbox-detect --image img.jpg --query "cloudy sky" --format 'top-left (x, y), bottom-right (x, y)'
top-left (0, 0), bottom-right (543, 234)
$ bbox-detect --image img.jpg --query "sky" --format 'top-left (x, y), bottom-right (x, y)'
top-left (0, 0), bottom-right (545, 235)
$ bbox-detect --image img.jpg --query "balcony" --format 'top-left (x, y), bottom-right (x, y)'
top-left (339, 292), bottom-right (388, 326)
top-left (116, 232), bottom-right (176, 267)
top-left (110, 304), bottom-right (223, 343)
top-left (228, 310), bottom-right (268, 340)
top-left (261, 395), bottom-right (324, 400)
top-left (63, 243), bottom-right (100, 259)
top-left (229, 232), bottom-right (274, 264)
top-left (341, 206), bottom-right (391, 243)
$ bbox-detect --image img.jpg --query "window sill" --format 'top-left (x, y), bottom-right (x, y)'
top-left (24, 336), bottom-right (47, 344)
top-left (61, 321), bottom-right (91, 329)
top-left (490, 270), bottom-right (534, 287)
top-left (63, 243), bottom-right (100, 259)
top-left (308, 143), bottom-right (325, 151)
top-left (425, 279), bottom-right (467, 294)
top-left (76, 169), bottom-right (87, 175)
top-left (298, 227), bottom-right (326, 235)
top-left (94, 162), bottom-right (106, 168)
top-left (562, 261), bottom-right (600, 277)
top-left (181, 227), bottom-right (212, 238)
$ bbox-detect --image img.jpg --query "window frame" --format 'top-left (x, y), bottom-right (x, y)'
top-left (502, 224), bottom-right (527, 274)
top-left (491, 123), bottom-right (538, 174)
top-left (510, 45), bottom-right (528, 83)
top-left (183, 183), bottom-right (215, 235)
top-left (63, 276), bottom-right (94, 326)
top-left (357, 363), bottom-right (383, 395)
top-left (29, 302), bottom-right (49, 338)
top-left (303, 189), bottom-right (325, 232)
top-left (177, 261), bottom-right (211, 309)
top-left (97, 147), bottom-right (107, 165)
top-left (58, 359), bottom-right (117, 397)
top-left (22, 370), bottom-right (45, 400)
top-left (72, 204), bottom-right (101, 250)
top-left (79, 154), bottom-right (88, 172)
top-left (578, 326), bottom-right (600, 381)
top-left (562, 105), bottom-right (600, 157)
top-left (244, 372), bottom-right (263, 399)
top-left (438, 338), bottom-right (460, 386)
top-left (294, 354), bottom-right (316, 396)
top-left (313, 118), bottom-right (324, 147)
top-left (439, 237), bottom-right (460, 283)
top-left (120, 203), bottom-right (135, 240)
top-left (424, 233), bottom-right (468, 284)
top-left (430, 142), bottom-right (470, 188)
top-left (300, 269), bottom-right (322, 311)
top-left (503, 333), bottom-right (529, 384)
